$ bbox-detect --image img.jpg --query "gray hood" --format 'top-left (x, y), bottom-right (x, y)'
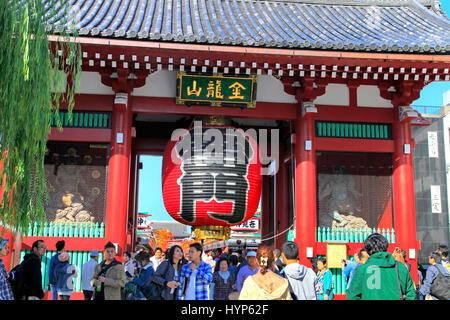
top-left (283, 263), bottom-right (319, 300)
top-left (284, 263), bottom-right (308, 280)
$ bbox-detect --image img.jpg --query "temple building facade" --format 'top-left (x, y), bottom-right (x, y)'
top-left (1, 0), bottom-right (450, 299)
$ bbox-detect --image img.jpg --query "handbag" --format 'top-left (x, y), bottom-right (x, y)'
top-left (151, 260), bottom-right (171, 298)
top-left (430, 265), bottom-right (450, 300)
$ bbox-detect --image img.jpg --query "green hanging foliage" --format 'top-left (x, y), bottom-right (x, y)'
top-left (0, 0), bottom-right (81, 236)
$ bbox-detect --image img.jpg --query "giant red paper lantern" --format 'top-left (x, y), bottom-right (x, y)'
top-left (162, 125), bottom-right (261, 227)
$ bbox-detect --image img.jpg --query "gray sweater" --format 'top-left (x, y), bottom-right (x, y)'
top-left (283, 263), bottom-right (320, 300)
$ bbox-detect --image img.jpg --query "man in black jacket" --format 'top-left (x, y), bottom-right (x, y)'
top-left (22, 240), bottom-right (47, 300)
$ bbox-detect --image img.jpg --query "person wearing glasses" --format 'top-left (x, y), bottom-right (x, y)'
top-left (22, 240), bottom-right (47, 300)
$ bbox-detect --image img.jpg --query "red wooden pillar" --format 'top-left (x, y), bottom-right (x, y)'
top-left (128, 151), bottom-right (136, 251)
top-left (261, 174), bottom-right (270, 245)
top-left (275, 157), bottom-right (289, 250)
top-left (104, 93), bottom-right (132, 258)
top-left (294, 102), bottom-right (317, 267)
top-left (392, 111), bottom-right (419, 283)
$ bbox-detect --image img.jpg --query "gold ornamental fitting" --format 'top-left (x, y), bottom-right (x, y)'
top-left (194, 116), bottom-right (232, 126)
top-left (191, 225), bottom-right (231, 241)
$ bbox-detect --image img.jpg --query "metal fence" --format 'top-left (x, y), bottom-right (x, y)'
top-left (25, 222), bottom-right (105, 238)
top-left (51, 111), bottom-right (111, 129)
top-left (317, 227), bottom-right (395, 243)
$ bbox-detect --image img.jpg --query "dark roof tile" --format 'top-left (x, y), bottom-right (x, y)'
top-left (48, 0), bottom-right (450, 53)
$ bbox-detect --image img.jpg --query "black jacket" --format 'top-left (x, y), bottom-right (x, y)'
top-left (23, 253), bottom-right (44, 299)
top-left (152, 260), bottom-right (182, 300)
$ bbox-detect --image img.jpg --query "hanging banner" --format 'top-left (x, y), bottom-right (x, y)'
top-left (430, 185), bottom-right (442, 214)
top-left (137, 213), bottom-right (153, 230)
top-left (231, 218), bottom-right (260, 232)
top-left (428, 131), bottom-right (439, 158)
top-left (326, 241), bottom-right (348, 269)
top-left (176, 72), bottom-right (257, 108)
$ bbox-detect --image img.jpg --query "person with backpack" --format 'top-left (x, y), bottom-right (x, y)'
top-left (0, 238), bottom-right (14, 300)
top-left (437, 245), bottom-right (450, 274)
top-left (132, 251), bottom-right (158, 300)
top-left (48, 240), bottom-right (65, 300)
top-left (91, 242), bottom-right (126, 300)
top-left (21, 240), bottom-right (47, 300)
top-left (280, 241), bottom-right (319, 300)
top-left (54, 252), bottom-right (79, 300)
top-left (152, 244), bottom-right (186, 300)
top-left (346, 233), bottom-right (416, 300)
top-left (316, 256), bottom-right (334, 300)
top-left (419, 251), bottom-right (450, 300)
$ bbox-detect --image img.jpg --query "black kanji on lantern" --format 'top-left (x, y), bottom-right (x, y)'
top-left (175, 127), bottom-right (254, 224)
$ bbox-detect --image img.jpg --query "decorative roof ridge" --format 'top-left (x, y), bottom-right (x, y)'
top-left (417, 0), bottom-right (448, 17)
top-left (249, 0), bottom-right (420, 7)
top-left (409, 0), bottom-right (450, 29)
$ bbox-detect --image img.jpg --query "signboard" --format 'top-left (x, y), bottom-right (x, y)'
top-left (191, 226), bottom-right (231, 240)
top-left (431, 185), bottom-right (442, 213)
top-left (137, 213), bottom-right (153, 230)
top-left (231, 219), bottom-right (260, 232)
top-left (176, 72), bottom-right (257, 108)
top-left (428, 131), bottom-right (439, 158)
top-left (326, 242), bottom-right (347, 269)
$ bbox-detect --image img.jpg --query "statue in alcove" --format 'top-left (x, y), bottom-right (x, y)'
top-left (318, 164), bottom-right (369, 229)
top-left (47, 148), bottom-right (97, 223)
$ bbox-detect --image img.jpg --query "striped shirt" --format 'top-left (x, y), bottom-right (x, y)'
top-left (178, 261), bottom-right (212, 300)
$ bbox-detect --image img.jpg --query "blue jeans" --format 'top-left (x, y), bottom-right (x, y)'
top-left (51, 285), bottom-right (58, 300)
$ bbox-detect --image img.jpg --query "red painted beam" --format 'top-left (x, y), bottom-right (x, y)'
top-left (315, 106), bottom-right (395, 123)
top-left (133, 138), bottom-right (167, 155)
top-left (49, 128), bottom-right (111, 143)
top-left (20, 237), bottom-right (108, 252)
top-left (50, 36), bottom-right (450, 66)
top-left (59, 94), bottom-right (114, 112)
top-left (131, 96), bottom-right (297, 120)
top-left (316, 138), bottom-right (395, 153)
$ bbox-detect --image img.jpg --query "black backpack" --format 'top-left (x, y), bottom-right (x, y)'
top-left (8, 260), bottom-right (27, 300)
top-left (430, 266), bottom-right (450, 300)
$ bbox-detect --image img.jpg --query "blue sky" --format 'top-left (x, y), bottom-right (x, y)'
top-left (408, 1), bottom-right (450, 106)
top-left (442, 1), bottom-right (450, 16)
top-left (138, 5), bottom-right (450, 222)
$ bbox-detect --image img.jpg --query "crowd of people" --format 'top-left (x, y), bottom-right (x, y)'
top-left (0, 234), bottom-right (449, 300)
